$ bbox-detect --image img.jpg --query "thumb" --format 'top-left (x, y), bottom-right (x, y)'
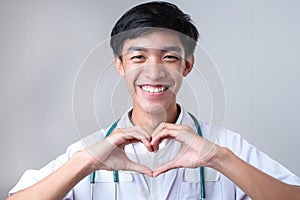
top-left (126, 160), bottom-right (153, 177)
top-left (152, 160), bottom-right (178, 177)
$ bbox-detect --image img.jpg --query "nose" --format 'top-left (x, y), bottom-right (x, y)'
top-left (144, 56), bottom-right (167, 80)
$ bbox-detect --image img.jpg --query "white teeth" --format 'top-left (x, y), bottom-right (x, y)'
top-left (141, 85), bottom-right (166, 93)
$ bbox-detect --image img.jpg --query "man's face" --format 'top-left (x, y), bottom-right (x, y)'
top-left (114, 30), bottom-right (193, 114)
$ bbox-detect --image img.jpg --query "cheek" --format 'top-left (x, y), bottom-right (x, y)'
top-left (173, 76), bottom-right (183, 94)
top-left (179, 62), bottom-right (187, 73)
top-left (124, 74), bottom-right (136, 93)
top-left (123, 67), bottom-right (142, 91)
top-left (167, 70), bottom-right (183, 95)
top-left (168, 61), bottom-right (186, 77)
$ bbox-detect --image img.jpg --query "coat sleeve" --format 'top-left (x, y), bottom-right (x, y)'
top-left (219, 128), bottom-right (300, 199)
top-left (8, 142), bottom-right (80, 199)
top-left (8, 129), bottom-right (106, 199)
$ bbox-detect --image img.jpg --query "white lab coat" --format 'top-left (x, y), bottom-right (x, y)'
top-left (9, 106), bottom-right (300, 199)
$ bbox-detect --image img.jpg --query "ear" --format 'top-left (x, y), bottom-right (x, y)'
top-left (183, 54), bottom-right (194, 77)
top-left (114, 56), bottom-right (125, 77)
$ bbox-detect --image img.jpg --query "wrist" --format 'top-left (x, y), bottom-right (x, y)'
top-left (206, 146), bottom-right (233, 172)
top-left (70, 150), bottom-right (95, 177)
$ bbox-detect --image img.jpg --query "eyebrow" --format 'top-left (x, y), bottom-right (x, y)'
top-left (126, 46), bottom-right (183, 54)
top-left (162, 46), bottom-right (183, 54)
top-left (127, 46), bottom-right (148, 52)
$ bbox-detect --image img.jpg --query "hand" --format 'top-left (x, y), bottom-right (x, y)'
top-left (86, 126), bottom-right (154, 176)
top-left (151, 123), bottom-right (218, 177)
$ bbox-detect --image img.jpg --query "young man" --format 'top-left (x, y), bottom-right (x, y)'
top-left (8, 1), bottom-right (300, 199)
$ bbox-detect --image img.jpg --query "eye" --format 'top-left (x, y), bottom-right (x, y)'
top-left (163, 54), bottom-right (180, 61)
top-left (130, 55), bottom-right (145, 62)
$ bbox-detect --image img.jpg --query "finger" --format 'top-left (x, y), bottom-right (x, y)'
top-left (105, 128), bottom-right (136, 145)
top-left (120, 135), bottom-right (152, 151)
top-left (121, 126), bottom-right (154, 151)
top-left (140, 138), bottom-right (154, 152)
top-left (122, 127), bottom-right (152, 143)
top-left (151, 129), bottom-right (166, 152)
top-left (125, 131), bottom-right (153, 152)
top-left (133, 126), bottom-right (153, 151)
top-left (152, 160), bottom-right (179, 177)
top-left (124, 126), bottom-right (151, 139)
top-left (135, 125), bottom-right (152, 138)
top-left (111, 127), bottom-right (153, 152)
top-left (151, 123), bottom-right (165, 151)
top-left (126, 160), bottom-right (153, 177)
top-left (153, 124), bottom-right (198, 145)
top-left (119, 139), bottom-right (140, 148)
top-left (152, 122), bottom-right (166, 137)
top-left (111, 129), bottom-right (147, 144)
top-left (118, 137), bottom-right (152, 153)
top-left (152, 123), bottom-right (184, 140)
top-left (151, 128), bottom-right (179, 150)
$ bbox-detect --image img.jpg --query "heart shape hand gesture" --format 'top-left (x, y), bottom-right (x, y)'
top-left (87, 123), bottom-right (217, 177)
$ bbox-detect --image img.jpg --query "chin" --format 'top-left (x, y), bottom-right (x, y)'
top-left (132, 90), bottom-right (177, 115)
top-left (138, 100), bottom-right (175, 115)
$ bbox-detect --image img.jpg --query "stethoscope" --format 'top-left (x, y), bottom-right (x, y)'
top-left (89, 112), bottom-right (206, 200)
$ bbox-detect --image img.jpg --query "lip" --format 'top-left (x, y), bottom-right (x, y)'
top-left (137, 84), bottom-right (170, 97)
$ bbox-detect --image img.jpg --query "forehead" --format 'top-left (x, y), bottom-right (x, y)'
top-left (122, 30), bottom-right (184, 53)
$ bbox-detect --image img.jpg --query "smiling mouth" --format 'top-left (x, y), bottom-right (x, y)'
top-left (139, 85), bottom-right (168, 93)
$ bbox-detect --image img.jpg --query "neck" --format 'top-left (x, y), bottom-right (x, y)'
top-left (131, 103), bottom-right (179, 133)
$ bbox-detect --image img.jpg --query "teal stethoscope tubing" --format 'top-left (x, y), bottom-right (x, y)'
top-left (89, 113), bottom-right (206, 199)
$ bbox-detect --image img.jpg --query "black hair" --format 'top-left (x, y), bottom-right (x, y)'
top-left (110, 1), bottom-right (199, 58)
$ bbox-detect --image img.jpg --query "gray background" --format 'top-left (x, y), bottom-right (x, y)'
top-left (1, 0), bottom-right (300, 198)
